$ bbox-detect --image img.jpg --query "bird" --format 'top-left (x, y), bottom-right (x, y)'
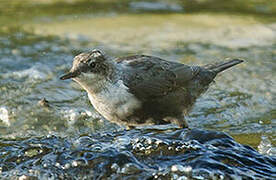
top-left (60, 49), bottom-right (243, 129)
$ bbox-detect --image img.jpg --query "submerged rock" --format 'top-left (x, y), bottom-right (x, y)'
top-left (38, 98), bottom-right (50, 108)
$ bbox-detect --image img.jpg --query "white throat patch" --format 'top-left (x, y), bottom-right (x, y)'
top-left (76, 77), bottom-right (141, 123)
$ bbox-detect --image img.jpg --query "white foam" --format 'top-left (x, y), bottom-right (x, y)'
top-left (171, 164), bottom-right (192, 173)
top-left (0, 107), bottom-right (10, 126)
top-left (12, 67), bottom-right (47, 80)
top-left (258, 136), bottom-right (276, 156)
top-left (62, 108), bottom-right (95, 125)
top-left (63, 109), bottom-right (78, 125)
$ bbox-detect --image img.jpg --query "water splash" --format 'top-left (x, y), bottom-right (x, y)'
top-left (0, 129), bottom-right (275, 179)
top-left (0, 107), bottom-right (10, 126)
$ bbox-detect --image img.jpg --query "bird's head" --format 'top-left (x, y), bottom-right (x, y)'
top-left (60, 49), bottom-right (113, 92)
top-left (60, 49), bottom-right (111, 80)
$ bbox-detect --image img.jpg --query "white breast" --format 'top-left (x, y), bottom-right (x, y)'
top-left (87, 80), bottom-right (141, 123)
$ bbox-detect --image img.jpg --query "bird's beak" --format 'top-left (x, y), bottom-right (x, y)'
top-left (60, 70), bottom-right (80, 80)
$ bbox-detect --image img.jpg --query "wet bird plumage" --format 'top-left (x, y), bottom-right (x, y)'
top-left (60, 49), bottom-right (243, 129)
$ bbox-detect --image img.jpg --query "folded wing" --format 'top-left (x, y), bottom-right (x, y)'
top-left (115, 55), bottom-right (200, 100)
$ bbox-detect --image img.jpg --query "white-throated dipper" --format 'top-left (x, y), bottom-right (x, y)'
top-left (60, 49), bottom-right (243, 129)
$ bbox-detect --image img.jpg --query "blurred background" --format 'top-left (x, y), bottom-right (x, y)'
top-left (0, 0), bottom-right (275, 156)
top-left (0, 0), bottom-right (275, 179)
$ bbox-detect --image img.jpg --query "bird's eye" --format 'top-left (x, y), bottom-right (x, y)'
top-left (89, 62), bottom-right (96, 68)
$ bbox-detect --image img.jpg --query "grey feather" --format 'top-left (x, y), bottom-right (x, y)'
top-left (115, 55), bottom-right (200, 100)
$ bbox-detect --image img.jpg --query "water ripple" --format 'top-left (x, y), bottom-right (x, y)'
top-left (0, 129), bottom-right (275, 179)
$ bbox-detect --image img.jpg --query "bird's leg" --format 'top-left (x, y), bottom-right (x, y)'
top-left (126, 125), bottom-right (135, 130)
top-left (163, 116), bottom-right (189, 129)
top-left (176, 116), bottom-right (189, 129)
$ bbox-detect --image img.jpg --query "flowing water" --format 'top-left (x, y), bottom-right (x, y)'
top-left (0, 0), bottom-right (275, 179)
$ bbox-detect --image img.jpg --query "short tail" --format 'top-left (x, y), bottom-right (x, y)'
top-left (205, 59), bottom-right (244, 74)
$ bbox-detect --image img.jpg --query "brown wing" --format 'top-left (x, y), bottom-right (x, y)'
top-left (115, 55), bottom-right (200, 100)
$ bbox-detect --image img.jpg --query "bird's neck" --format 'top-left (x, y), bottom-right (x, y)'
top-left (73, 73), bottom-right (112, 95)
top-left (73, 60), bottom-right (118, 95)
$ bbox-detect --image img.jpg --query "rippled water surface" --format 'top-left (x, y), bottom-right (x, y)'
top-left (0, 0), bottom-right (275, 179)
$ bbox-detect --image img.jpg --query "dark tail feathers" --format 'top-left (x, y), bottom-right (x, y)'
top-left (205, 59), bottom-right (244, 74)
